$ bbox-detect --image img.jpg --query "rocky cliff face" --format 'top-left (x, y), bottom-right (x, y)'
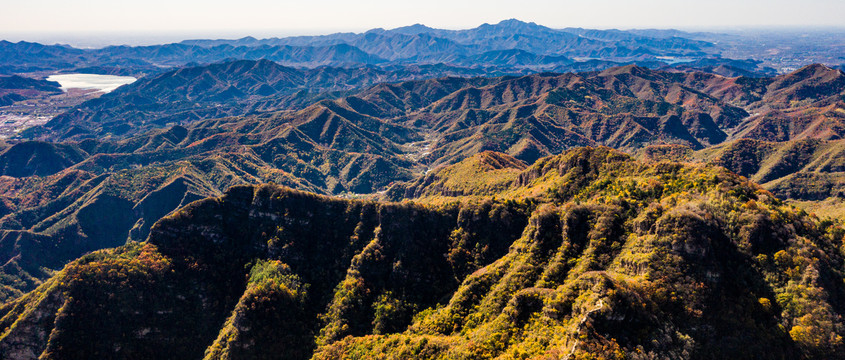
top-left (0, 147), bottom-right (842, 359)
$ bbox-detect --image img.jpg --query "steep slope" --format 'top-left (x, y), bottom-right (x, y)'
top-left (348, 32), bottom-right (470, 61)
top-left (643, 138), bottom-right (845, 203)
top-left (0, 184), bottom-right (531, 359)
top-left (1, 147), bottom-right (842, 359)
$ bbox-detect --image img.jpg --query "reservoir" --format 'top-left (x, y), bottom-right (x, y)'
top-left (46, 73), bottom-right (137, 93)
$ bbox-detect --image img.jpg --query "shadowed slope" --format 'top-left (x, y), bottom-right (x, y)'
top-left (0, 148), bottom-right (842, 360)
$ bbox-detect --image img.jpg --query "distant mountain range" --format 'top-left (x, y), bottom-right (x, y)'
top-left (182, 19), bottom-right (713, 60)
top-left (0, 19), bottom-right (748, 77)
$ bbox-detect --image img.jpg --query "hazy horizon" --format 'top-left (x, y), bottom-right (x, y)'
top-left (3, 0), bottom-right (844, 47)
top-left (4, 23), bottom-right (845, 49)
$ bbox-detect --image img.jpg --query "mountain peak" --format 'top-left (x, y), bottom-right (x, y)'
top-left (772, 63), bottom-right (842, 85)
top-left (598, 63), bottom-right (652, 77)
top-left (791, 63), bottom-right (842, 79)
top-left (477, 19), bottom-right (548, 32)
top-left (473, 151), bottom-right (528, 170)
top-left (229, 36), bottom-right (260, 46)
top-left (496, 19), bottom-right (535, 27)
top-left (390, 23), bottom-right (436, 35)
top-left (364, 27), bottom-right (387, 34)
top-left (762, 63), bottom-right (845, 102)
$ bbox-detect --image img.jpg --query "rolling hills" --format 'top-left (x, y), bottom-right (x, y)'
top-left (32, 62), bottom-right (844, 164)
top-left (29, 60), bottom-right (503, 140)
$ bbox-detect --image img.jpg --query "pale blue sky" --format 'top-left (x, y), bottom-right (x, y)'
top-left (2, 0), bottom-right (844, 45)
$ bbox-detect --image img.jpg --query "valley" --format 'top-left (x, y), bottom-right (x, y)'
top-left (0, 73), bottom-right (136, 138)
top-left (0, 89), bottom-right (104, 138)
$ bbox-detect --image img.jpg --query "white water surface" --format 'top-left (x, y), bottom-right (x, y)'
top-left (46, 74), bottom-right (137, 93)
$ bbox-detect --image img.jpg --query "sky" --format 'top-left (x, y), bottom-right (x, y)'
top-left (2, 0), bottom-right (844, 46)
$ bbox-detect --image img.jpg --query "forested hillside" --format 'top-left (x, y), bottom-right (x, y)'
top-left (0, 147), bottom-right (843, 359)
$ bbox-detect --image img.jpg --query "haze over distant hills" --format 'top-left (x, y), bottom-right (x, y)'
top-left (0, 20), bottom-right (761, 76)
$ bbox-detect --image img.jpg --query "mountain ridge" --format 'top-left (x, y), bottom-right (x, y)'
top-left (0, 20), bottom-right (735, 77)
top-left (1, 147), bottom-right (842, 359)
